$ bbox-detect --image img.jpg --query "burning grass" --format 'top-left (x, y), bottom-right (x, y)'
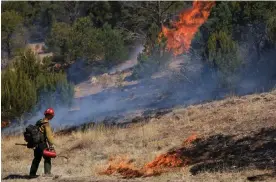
top-left (99, 156), bottom-right (142, 178)
top-left (100, 134), bottom-right (197, 178)
top-left (99, 153), bottom-right (184, 178)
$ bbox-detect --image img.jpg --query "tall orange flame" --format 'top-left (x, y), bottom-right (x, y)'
top-left (161, 1), bottom-right (215, 56)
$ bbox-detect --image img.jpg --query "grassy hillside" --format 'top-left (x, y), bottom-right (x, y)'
top-left (2, 90), bottom-right (276, 182)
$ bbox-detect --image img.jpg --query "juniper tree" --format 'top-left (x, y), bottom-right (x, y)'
top-left (2, 49), bottom-right (74, 121)
top-left (1, 67), bottom-right (37, 120)
top-left (207, 31), bottom-right (241, 87)
top-left (1, 10), bottom-right (25, 59)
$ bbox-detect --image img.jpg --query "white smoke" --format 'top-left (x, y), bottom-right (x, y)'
top-left (3, 42), bottom-right (276, 135)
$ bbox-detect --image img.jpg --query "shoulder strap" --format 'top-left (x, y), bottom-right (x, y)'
top-left (36, 119), bottom-right (48, 126)
top-left (35, 119), bottom-right (42, 126)
top-left (36, 119), bottom-right (48, 134)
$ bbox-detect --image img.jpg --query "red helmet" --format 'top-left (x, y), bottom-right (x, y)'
top-left (44, 108), bottom-right (55, 116)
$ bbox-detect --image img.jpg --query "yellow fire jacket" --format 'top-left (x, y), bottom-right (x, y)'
top-left (36, 119), bottom-right (55, 146)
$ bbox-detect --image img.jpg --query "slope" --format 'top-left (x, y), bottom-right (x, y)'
top-left (2, 90), bottom-right (276, 182)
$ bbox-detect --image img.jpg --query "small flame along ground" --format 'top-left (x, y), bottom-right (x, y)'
top-left (99, 134), bottom-right (198, 179)
top-left (160, 1), bottom-right (215, 56)
top-left (1, 121), bottom-right (11, 128)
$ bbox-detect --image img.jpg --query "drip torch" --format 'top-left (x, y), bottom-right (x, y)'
top-left (15, 143), bottom-right (68, 159)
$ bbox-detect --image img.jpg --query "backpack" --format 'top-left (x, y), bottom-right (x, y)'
top-left (24, 124), bottom-right (45, 148)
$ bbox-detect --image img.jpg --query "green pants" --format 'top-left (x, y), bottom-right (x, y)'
top-left (29, 143), bottom-right (51, 176)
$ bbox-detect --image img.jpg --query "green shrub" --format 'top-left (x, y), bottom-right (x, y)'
top-left (46, 18), bottom-right (128, 65)
top-left (1, 49), bottom-right (74, 120)
top-left (2, 67), bottom-right (37, 119)
top-left (207, 31), bottom-right (242, 87)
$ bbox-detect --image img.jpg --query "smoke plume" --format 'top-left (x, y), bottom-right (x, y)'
top-left (2, 4), bottom-right (276, 135)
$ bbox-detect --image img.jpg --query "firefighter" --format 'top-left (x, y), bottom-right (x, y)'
top-left (29, 108), bottom-right (56, 178)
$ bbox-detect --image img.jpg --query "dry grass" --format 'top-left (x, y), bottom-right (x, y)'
top-left (74, 71), bottom-right (138, 98)
top-left (2, 90), bottom-right (276, 181)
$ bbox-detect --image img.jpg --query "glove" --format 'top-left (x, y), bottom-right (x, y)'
top-left (48, 145), bottom-right (55, 151)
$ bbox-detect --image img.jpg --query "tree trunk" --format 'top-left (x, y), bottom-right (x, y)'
top-left (158, 1), bottom-right (161, 26)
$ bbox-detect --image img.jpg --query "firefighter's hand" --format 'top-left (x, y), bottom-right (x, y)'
top-left (49, 145), bottom-right (55, 151)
